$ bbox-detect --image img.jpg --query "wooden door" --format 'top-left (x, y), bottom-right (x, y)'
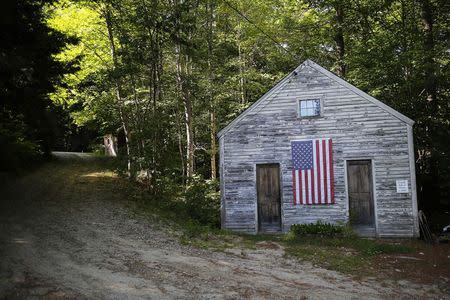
top-left (256, 164), bottom-right (281, 232)
top-left (347, 160), bottom-right (374, 226)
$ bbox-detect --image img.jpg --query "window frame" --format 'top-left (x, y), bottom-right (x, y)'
top-left (298, 98), bottom-right (323, 119)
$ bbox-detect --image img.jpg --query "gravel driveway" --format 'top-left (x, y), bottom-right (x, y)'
top-left (0, 153), bottom-right (445, 299)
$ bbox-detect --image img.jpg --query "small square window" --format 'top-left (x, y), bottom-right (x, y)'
top-left (299, 99), bottom-right (321, 118)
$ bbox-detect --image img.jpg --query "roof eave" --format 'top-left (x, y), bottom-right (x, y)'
top-left (217, 63), bottom-right (307, 138)
top-left (304, 59), bottom-right (415, 126)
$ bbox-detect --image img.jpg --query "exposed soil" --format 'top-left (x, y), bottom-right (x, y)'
top-left (373, 243), bottom-right (450, 290)
top-left (0, 153), bottom-right (448, 299)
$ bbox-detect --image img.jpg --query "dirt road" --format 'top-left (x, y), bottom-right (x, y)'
top-left (0, 154), bottom-right (446, 299)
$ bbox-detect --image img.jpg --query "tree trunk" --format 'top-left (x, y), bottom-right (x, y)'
top-left (104, 6), bottom-right (132, 176)
top-left (238, 32), bottom-right (245, 106)
top-left (210, 111), bottom-right (217, 179)
top-left (172, 0), bottom-right (195, 180)
top-left (419, 0), bottom-right (439, 202)
top-left (175, 108), bottom-right (186, 185)
top-left (334, 1), bottom-right (346, 77)
top-left (207, 0), bottom-right (217, 180)
top-left (175, 43), bottom-right (195, 179)
top-left (130, 73), bottom-right (145, 172)
top-left (139, 0), bottom-right (162, 190)
top-left (184, 53), bottom-right (195, 178)
top-left (419, 0), bottom-right (436, 106)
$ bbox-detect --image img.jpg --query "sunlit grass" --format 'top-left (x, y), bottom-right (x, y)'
top-left (81, 171), bottom-right (117, 178)
top-left (12, 238), bottom-right (29, 244)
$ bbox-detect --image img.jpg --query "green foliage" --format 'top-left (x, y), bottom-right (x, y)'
top-left (47, 1), bottom-right (114, 129)
top-left (0, 110), bottom-right (44, 171)
top-left (1, 0), bottom-right (72, 167)
top-left (183, 176), bottom-right (220, 227)
top-left (43, 0), bottom-right (450, 210)
top-left (134, 175), bottom-right (220, 237)
top-left (289, 221), bottom-right (348, 237)
top-left (88, 143), bottom-right (106, 156)
top-left (360, 242), bottom-right (412, 256)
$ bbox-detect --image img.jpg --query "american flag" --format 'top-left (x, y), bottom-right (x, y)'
top-left (291, 139), bottom-right (334, 205)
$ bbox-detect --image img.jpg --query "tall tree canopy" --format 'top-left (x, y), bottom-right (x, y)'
top-left (0, 0), bottom-right (72, 170)
top-left (46, 0), bottom-right (449, 208)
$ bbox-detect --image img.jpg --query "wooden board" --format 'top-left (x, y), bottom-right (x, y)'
top-left (347, 160), bottom-right (374, 226)
top-left (256, 164), bottom-right (281, 232)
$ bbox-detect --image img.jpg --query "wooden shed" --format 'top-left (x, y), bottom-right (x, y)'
top-left (218, 59), bottom-right (419, 237)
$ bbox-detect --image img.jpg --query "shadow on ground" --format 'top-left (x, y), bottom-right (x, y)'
top-left (0, 154), bottom-right (448, 299)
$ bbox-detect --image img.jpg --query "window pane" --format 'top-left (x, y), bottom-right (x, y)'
top-left (314, 105), bottom-right (320, 115)
top-left (313, 100), bottom-right (320, 115)
top-left (299, 107), bottom-right (306, 117)
top-left (299, 99), bottom-right (321, 117)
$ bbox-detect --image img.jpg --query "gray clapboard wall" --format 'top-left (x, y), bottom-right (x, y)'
top-left (218, 59), bottom-right (419, 238)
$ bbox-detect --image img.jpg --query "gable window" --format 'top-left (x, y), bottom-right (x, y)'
top-left (299, 99), bottom-right (321, 118)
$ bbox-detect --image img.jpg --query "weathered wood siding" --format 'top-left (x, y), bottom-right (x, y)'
top-left (220, 62), bottom-right (418, 237)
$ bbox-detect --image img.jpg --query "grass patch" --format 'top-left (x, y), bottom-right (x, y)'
top-left (285, 241), bottom-right (368, 273)
top-left (179, 230), bottom-right (239, 251)
top-left (236, 233), bottom-right (284, 249)
top-left (283, 235), bottom-right (414, 275)
top-left (169, 222), bottom-right (415, 276)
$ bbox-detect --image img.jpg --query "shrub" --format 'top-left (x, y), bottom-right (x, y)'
top-left (132, 174), bottom-right (220, 234)
top-left (89, 143), bottom-right (105, 156)
top-left (290, 221), bottom-right (346, 237)
top-left (183, 175), bottom-right (220, 228)
top-left (0, 111), bottom-right (44, 171)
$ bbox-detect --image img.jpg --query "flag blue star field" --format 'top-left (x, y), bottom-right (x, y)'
top-left (291, 139), bottom-right (334, 205)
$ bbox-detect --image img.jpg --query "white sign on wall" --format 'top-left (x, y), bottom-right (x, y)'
top-left (396, 179), bottom-right (409, 193)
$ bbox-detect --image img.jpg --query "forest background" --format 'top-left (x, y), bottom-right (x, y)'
top-left (1, 0), bottom-right (449, 227)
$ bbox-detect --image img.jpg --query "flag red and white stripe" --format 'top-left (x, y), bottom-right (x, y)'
top-left (291, 139), bottom-right (334, 205)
